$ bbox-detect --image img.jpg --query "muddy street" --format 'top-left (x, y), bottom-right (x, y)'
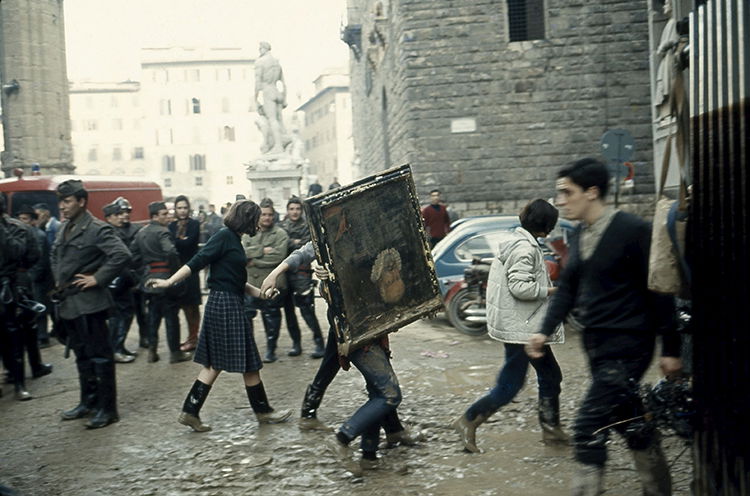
top-left (1, 302), bottom-right (692, 495)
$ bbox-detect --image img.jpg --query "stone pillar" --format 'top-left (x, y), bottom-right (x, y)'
top-left (245, 155), bottom-right (303, 207)
top-left (0, 0), bottom-right (74, 177)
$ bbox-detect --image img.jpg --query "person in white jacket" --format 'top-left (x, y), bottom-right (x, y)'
top-left (452, 199), bottom-right (568, 453)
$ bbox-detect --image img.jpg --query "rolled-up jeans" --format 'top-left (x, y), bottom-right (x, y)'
top-left (339, 342), bottom-right (402, 452)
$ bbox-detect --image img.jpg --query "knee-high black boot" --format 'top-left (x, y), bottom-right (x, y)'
top-left (86, 359), bottom-right (119, 429)
top-left (300, 305), bottom-right (324, 358)
top-left (261, 310), bottom-right (280, 363)
top-left (539, 395), bottom-right (570, 444)
top-left (62, 360), bottom-right (97, 419)
top-left (178, 380), bottom-right (212, 432)
top-left (245, 382), bottom-right (291, 424)
top-left (299, 383), bottom-right (332, 431)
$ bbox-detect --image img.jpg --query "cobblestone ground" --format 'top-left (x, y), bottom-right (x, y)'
top-left (1, 301), bottom-right (692, 495)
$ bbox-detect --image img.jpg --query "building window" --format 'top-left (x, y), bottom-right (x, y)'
top-left (160, 99), bottom-right (172, 116)
top-left (88, 148), bottom-right (98, 161)
top-left (133, 147), bottom-right (144, 159)
top-left (226, 176), bottom-right (234, 185)
top-left (112, 119), bottom-right (123, 131)
top-left (195, 176), bottom-right (203, 186)
top-left (112, 147), bottom-right (122, 161)
top-left (164, 178), bottom-right (172, 188)
top-left (223, 126), bottom-right (235, 142)
top-left (110, 96), bottom-right (118, 108)
top-left (192, 98), bottom-right (201, 114)
top-left (221, 97), bottom-right (231, 113)
top-left (188, 69), bottom-right (200, 82)
top-left (85, 120), bottom-right (98, 131)
top-left (189, 154), bottom-right (206, 171)
top-left (162, 155), bottom-right (175, 172)
top-left (507, 0), bottom-right (545, 42)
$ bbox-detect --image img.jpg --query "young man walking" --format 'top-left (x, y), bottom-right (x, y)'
top-left (527, 158), bottom-right (682, 496)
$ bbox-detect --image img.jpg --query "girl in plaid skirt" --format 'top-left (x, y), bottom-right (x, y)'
top-left (148, 200), bottom-right (291, 431)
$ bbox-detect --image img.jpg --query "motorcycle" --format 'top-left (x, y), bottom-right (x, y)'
top-left (444, 257), bottom-right (491, 336)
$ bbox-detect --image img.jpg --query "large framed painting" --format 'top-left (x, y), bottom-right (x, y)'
top-left (304, 164), bottom-right (443, 355)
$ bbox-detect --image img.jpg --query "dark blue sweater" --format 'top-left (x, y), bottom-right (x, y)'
top-left (540, 211), bottom-right (680, 357)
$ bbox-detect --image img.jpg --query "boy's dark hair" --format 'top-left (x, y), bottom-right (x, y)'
top-left (557, 157), bottom-right (610, 199)
top-left (174, 195), bottom-right (190, 209)
top-left (286, 196), bottom-right (302, 209)
top-left (430, 189), bottom-right (441, 195)
top-left (224, 200), bottom-right (261, 236)
top-left (148, 201), bottom-right (167, 217)
top-left (259, 198), bottom-right (275, 211)
top-left (519, 199), bottom-right (559, 235)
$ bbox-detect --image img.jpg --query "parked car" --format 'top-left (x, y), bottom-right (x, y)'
top-left (432, 214), bottom-right (575, 335)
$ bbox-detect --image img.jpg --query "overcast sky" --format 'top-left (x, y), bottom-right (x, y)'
top-left (63, 0), bottom-right (350, 102)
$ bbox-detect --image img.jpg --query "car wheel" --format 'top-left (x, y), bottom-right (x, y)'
top-left (446, 288), bottom-right (486, 336)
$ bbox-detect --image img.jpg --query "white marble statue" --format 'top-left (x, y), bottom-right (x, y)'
top-left (255, 41), bottom-right (292, 154)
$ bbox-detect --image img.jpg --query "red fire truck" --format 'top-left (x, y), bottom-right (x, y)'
top-left (0, 173), bottom-right (163, 222)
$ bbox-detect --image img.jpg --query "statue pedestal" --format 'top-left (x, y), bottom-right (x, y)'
top-left (245, 153), bottom-right (303, 206)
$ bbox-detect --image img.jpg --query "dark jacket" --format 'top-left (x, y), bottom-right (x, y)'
top-left (169, 218), bottom-right (201, 263)
top-left (51, 211), bottom-right (131, 320)
top-left (279, 216), bottom-right (311, 254)
top-left (539, 211), bottom-right (680, 357)
top-left (1, 216), bottom-right (40, 287)
top-left (130, 221), bottom-right (179, 293)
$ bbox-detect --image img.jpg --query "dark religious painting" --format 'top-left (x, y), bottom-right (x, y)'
top-left (304, 164), bottom-right (443, 355)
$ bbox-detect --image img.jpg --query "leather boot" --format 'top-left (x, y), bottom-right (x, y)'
top-left (148, 345), bottom-right (159, 363)
top-left (261, 310), bottom-right (280, 363)
top-left (178, 380), bottom-right (212, 432)
top-left (86, 359), bottom-right (119, 429)
top-left (62, 360), bottom-right (97, 420)
top-left (179, 305), bottom-right (200, 352)
top-left (631, 440), bottom-right (672, 496)
top-left (310, 335), bottom-right (325, 359)
top-left (451, 413), bottom-right (487, 453)
top-left (539, 395), bottom-right (570, 445)
top-left (287, 341), bottom-right (302, 357)
top-left (263, 340), bottom-right (277, 363)
top-left (571, 463), bottom-right (604, 496)
top-left (299, 384), bottom-right (332, 431)
top-left (170, 351), bottom-right (193, 364)
top-left (246, 382), bottom-right (291, 423)
top-left (386, 428), bottom-right (426, 446)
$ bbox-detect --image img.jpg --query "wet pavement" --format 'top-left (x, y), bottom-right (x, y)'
top-left (1, 301), bottom-right (692, 495)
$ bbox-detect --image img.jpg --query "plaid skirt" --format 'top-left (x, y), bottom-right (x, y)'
top-left (193, 290), bottom-right (263, 373)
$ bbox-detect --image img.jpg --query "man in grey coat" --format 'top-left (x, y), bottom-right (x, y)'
top-left (51, 180), bottom-right (131, 429)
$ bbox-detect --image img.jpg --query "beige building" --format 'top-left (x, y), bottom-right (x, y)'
top-left (297, 68), bottom-right (356, 189)
top-left (140, 47), bottom-right (261, 207)
top-left (68, 81), bottom-right (150, 178)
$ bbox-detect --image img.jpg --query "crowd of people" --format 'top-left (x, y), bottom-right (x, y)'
top-left (0, 157), bottom-right (683, 494)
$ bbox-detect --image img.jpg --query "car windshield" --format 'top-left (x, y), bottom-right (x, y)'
top-left (10, 191), bottom-right (59, 219)
top-left (454, 230), bottom-right (517, 262)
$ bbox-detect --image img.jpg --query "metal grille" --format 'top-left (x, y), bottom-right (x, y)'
top-left (507, 0), bottom-right (545, 42)
top-left (690, 0), bottom-right (750, 493)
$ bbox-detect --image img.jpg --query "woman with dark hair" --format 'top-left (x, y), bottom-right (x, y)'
top-left (148, 200), bottom-right (290, 431)
top-left (452, 199), bottom-right (568, 452)
top-left (168, 194), bottom-right (202, 352)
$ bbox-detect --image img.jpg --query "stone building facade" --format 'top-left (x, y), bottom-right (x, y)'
top-left (0, 0), bottom-right (73, 176)
top-left (344, 0), bottom-right (658, 215)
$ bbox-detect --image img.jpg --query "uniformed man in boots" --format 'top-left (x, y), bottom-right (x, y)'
top-left (0, 196), bottom-right (42, 401)
top-left (130, 202), bottom-right (191, 364)
top-left (113, 197), bottom-right (148, 350)
top-left (242, 199), bottom-right (289, 363)
top-left (278, 197), bottom-right (325, 358)
top-left (51, 180), bottom-right (130, 429)
top-left (103, 202), bottom-right (136, 363)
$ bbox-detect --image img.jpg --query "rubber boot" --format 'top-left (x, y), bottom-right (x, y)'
top-left (62, 360), bottom-right (97, 420)
top-left (23, 320), bottom-right (52, 378)
top-left (261, 310), bottom-right (280, 363)
top-left (245, 382), bottom-right (291, 423)
top-left (86, 359), bottom-right (119, 429)
top-left (631, 440), bottom-right (672, 496)
top-left (287, 340), bottom-right (302, 357)
top-left (178, 380), bottom-right (212, 432)
top-left (299, 384), bottom-right (332, 431)
top-left (539, 395), bottom-right (570, 445)
top-left (451, 413), bottom-right (487, 453)
top-left (571, 463), bottom-right (604, 496)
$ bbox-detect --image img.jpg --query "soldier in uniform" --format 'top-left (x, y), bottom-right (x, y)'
top-left (102, 202), bottom-right (136, 363)
top-left (278, 197), bottom-right (325, 358)
top-left (1, 196), bottom-right (42, 400)
top-left (242, 199), bottom-right (289, 363)
top-left (168, 195), bottom-right (202, 352)
top-left (130, 202), bottom-right (191, 364)
top-left (113, 197), bottom-right (149, 349)
top-left (51, 180), bottom-right (130, 429)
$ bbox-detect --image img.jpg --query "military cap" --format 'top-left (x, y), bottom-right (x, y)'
top-left (148, 201), bottom-right (167, 217)
top-left (56, 179), bottom-right (85, 198)
top-left (17, 204), bottom-right (37, 217)
top-left (113, 196), bottom-right (132, 212)
top-left (102, 202), bottom-right (120, 217)
top-left (32, 203), bottom-right (50, 211)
